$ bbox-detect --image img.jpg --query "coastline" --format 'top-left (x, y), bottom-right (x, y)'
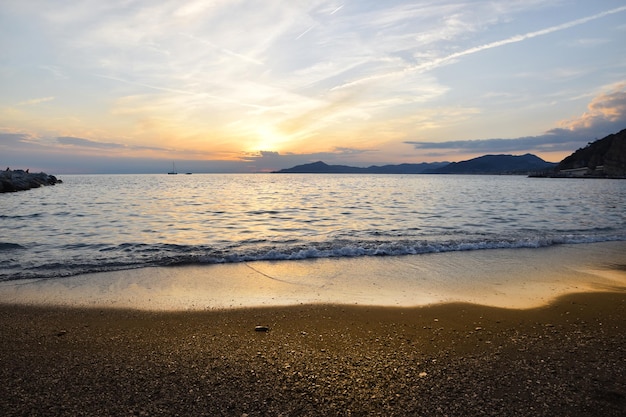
top-left (1, 242), bottom-right (625, 415)
top-left (1, 241), bottom-right (624, 311)
top-left (1, 291), bottom-right (624, 416)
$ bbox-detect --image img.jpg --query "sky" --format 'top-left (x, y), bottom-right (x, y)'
top-left (1, 0), bottom-right (626, 174)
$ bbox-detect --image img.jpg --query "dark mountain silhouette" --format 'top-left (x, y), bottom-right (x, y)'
top-left (426, 154), bottom-right (557, 175)
top-left (555, 128), bottom-right (626, 177)
top-left (275, 154), bottom-right (555, 175)
top-left (273, 161), bottom-right (448, 174)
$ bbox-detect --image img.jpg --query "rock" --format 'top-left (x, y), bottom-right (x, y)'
top-left (254, 325), bottom-right (270, 332)
top-left (0, 169), bottom-right (62, 193)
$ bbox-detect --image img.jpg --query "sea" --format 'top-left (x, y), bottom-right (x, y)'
top-left (1, 174), bottom-right (625, 282)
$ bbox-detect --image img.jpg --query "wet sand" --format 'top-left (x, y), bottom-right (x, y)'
top-left (1, 292), bottom-right (625, 416)
top-left (1, 242), bottom-right (625, 310)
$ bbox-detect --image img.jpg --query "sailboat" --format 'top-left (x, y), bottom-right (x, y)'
top-left (168, 162), bottom-right (178, 175)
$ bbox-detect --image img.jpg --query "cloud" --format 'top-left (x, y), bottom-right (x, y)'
top-left (0, 131), bottom-right (55, 151)
top-left (57, 136), bottom-right (125, 149)
top-left (405, 84), bottom-right (626, 154)
top-left (17, 96), bottom-right (55, 106)
top-left (333, 5), bottom-right (626, 91)
top-left (0, 132), bottom-right (32, 145)
top-left (2, 1), bottom-right (625, 171)
top-left (439, 5), bottom-right (626, 61)
top-left (56, 136), bottom-right (170, 152)
top-left (558, 86), bottom-right (626, 130)
top-left (95, 74), bottom-right (268, 111)
top-left (405, 134), bottom-right (585, 154)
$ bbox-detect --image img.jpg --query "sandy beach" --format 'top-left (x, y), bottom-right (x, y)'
top-left (1, 292), bottom-right (625, 416)
top-left (1, 243), bottom-right (625, 416)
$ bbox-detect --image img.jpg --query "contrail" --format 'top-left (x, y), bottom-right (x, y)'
top-left (180, 32), bottom-right (264, 66)
top-left (331, 5), bottom-right (344, 15)
top-left (333, 5), bottom-right (626, 91)
top-left (296, 24), bottom-right (317, 40)
top-left (412, 5), bottom-right (626, 72)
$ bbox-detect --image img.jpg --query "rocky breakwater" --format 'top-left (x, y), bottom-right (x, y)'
top-left (0, 169), bottom-right (62, 193)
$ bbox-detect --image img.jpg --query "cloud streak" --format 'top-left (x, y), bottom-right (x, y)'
top-left (17, 97), bottom-right (55, 106)
top-left (429, 5), bottom-right (626, 66)
top-left (95, 74), bottom-right (269, 111)
top-left (334, 5), bottom-right (626, 90)
top-left (1, 1), bottom-right (625, 171)
top-left (56, 136), bottom-right (173, 152)
top-left (57, 136), bottom-right (126, 149)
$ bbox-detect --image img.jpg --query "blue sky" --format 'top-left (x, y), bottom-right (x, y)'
top-left (1, 0), bottom-right (625, 173)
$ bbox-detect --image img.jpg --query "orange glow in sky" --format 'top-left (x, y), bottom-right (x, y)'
top-left (1, 1), bottom-right (625, 173)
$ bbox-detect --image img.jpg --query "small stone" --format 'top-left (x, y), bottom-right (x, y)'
top-left (56, 330), bottom-right (68, 337)
top-left (418, 372), bottom-right (428, 378)
top-left (255, 325), bottom-right (270, 332)
top-left (475, 327), bottom-right (483, 331)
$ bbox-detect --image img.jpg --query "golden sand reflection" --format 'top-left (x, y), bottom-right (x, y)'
top-left (0, 242), bottom-right (624, 311)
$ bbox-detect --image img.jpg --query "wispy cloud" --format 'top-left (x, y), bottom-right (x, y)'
top-left (0, 132), bottom-right (36, 146)
top-left (333, 5), bottom-right (626, 91)
top-left (405, 135), bottom-right (585, 154)
top-left (2, 1), bottom-right (625, 171)
top-left (17, 97), bottom-right (55, 106)
top-left (420, 5), bottom-right (626, 67)
top-left (57, 136), bottom-right (125, 149)
top-left (95, 74), bottom-right (268, 111)
top-left (57, 136), bottom-right (168, 152)
top-left (179, 32), bottom-right (265, 66)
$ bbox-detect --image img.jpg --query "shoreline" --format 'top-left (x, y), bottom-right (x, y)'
top-left (2, 241), bottom-right (625, 414)
top-left (1, 241), bottom-right (625, 311)
top-left (1, 291), bottom-right (624, 416)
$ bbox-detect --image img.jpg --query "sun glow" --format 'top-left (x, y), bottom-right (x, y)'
top-left (253, 126), bottom-right (291, 153)
top-left (2, 1), bottom-right (624, 173)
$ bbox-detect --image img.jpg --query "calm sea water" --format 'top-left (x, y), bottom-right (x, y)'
top-left (1, 174), bottom-right (625, 281)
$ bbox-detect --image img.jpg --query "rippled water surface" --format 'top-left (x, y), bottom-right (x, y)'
top-left (1, 174), bottom-right (625, 280)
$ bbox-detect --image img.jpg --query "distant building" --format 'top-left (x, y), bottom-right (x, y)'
top-left (559, 167), bottom-right (590, 177)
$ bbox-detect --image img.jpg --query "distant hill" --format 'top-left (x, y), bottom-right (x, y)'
top-left (274, 154), bottom-right (555, 175)
top-left (274, 129), bottom-right (626, 177)
top-left (273, 161), bottom-right (448, 174)
top-left (426, 153), bottom-right (557, 175)
top-left (555, 128), bottom-right (626, 177)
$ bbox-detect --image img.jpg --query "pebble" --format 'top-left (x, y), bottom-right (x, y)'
top-left (255, 325), bottom-right (270, 332)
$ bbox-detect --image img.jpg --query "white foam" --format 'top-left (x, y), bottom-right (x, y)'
top-left (1, 241), bottom-right (624, 311)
